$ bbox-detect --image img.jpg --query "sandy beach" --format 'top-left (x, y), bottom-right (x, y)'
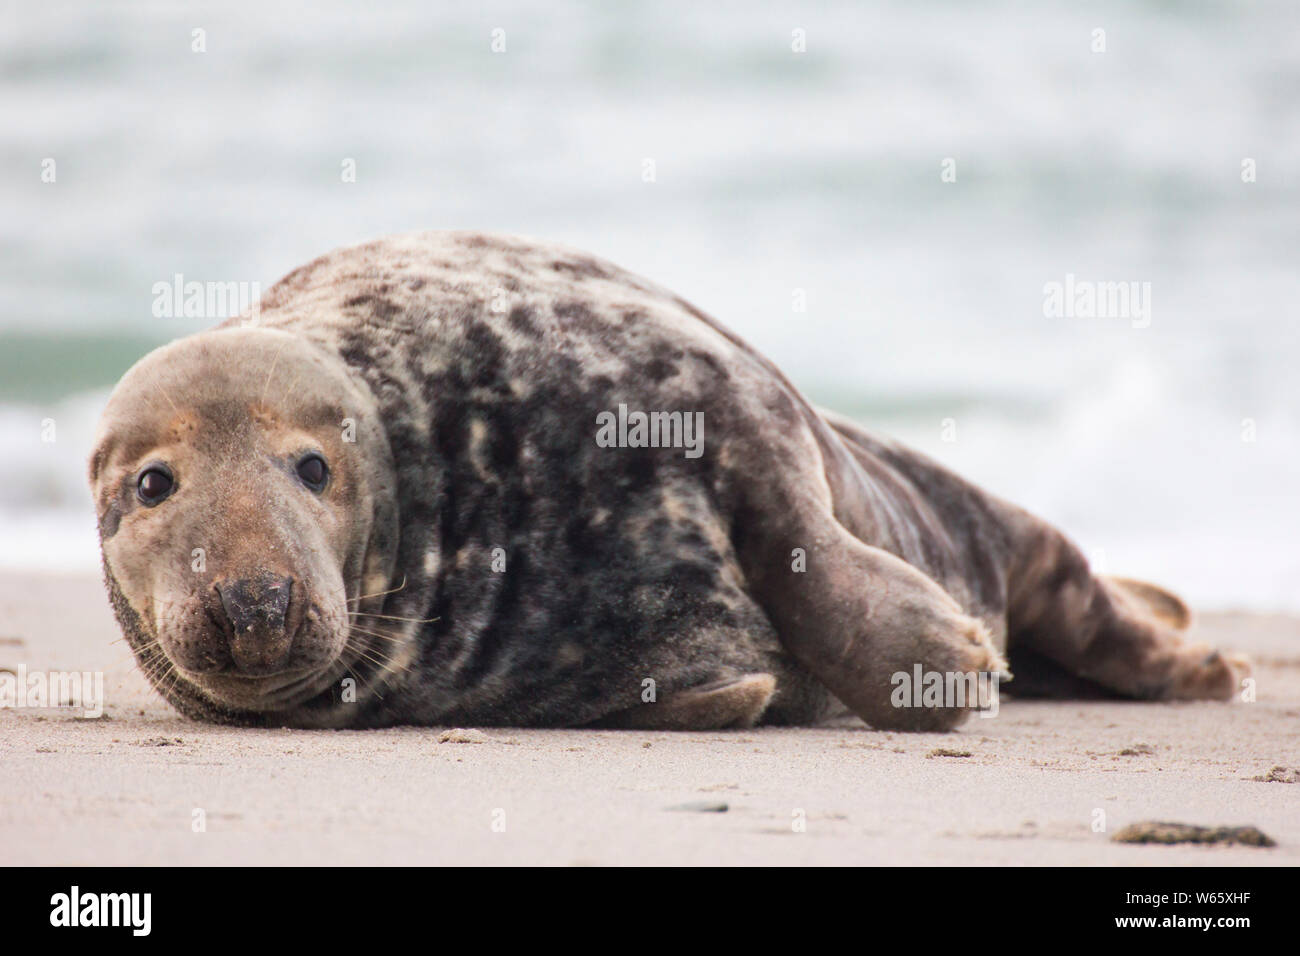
top-left (0, 570), bottom-right (1295, 866)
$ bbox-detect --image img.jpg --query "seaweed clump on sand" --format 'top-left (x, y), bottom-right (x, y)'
top-left (1111, 821), bottom-right (1276, 848)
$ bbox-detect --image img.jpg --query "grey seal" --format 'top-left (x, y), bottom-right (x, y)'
top-left (88, 232), bottom-right (1250, 730)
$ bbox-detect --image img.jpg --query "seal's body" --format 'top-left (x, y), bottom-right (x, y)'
top-left (89, 232), bottom-right (1249, 730)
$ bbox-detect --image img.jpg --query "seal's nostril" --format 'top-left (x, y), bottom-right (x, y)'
top-left (215, 574), bottom-right (293, 637)
top-left (214, 573), bottom-right (297, 677)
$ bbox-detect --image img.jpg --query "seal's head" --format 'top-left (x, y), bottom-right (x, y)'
top-left (89, 327), bottom-right (397, 722)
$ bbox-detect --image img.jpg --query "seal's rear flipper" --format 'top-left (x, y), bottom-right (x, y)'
top-left (1007, 528), bottom-right (1250, 701)
top-left (1103, 576), bottom-right (1192, 631)
top-left (592, 674), bottom-right (777, 730)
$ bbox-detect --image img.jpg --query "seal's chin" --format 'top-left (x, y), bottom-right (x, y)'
top-left (188, 663), bottom-right (343, 712)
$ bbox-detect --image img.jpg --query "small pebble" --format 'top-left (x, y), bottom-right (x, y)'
top-left (666, 801), bottom-right (728, 813)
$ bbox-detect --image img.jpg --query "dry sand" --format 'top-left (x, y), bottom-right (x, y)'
top-left (1, 570), bottom-right (1296, 866)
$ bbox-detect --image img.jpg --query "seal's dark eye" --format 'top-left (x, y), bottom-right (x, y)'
top-left (137, 466), bottom-right (174, 505)
top-left (296, 453), bottom-right (328, 492)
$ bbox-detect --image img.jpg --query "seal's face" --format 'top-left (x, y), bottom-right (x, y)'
top-left (89, 328), bottom-right (396, 717)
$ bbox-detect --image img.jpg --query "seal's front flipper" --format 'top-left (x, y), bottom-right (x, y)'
top-left (593, 674), bottom-right (777, 730)
top-left (757, 536), bottom-right (1007, 732)
top-left (732, 464), bottom-right (1007, 732)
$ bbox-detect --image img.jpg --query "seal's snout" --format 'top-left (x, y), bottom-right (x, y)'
top-left (215, 573), bottom-right (297, 675)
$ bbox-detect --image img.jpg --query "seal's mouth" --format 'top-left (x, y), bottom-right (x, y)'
top-left (152, 581), bottom-right (353, 713)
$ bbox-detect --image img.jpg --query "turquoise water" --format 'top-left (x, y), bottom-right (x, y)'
top-left (1, 1), bottom-right (1297, 608)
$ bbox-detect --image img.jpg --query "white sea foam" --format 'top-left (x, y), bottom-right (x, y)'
top-left (0, 2), bottom-right (1296, 608)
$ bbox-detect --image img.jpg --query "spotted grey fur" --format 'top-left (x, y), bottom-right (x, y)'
top-left (89, 231), bottom-right (1251, 730)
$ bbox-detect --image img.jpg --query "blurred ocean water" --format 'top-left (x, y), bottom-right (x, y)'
top-left (1, 1), bottom-right (1297, 609)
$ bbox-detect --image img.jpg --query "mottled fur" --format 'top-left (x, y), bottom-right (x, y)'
top-left (89, 232), bottom-right (1250, 730)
